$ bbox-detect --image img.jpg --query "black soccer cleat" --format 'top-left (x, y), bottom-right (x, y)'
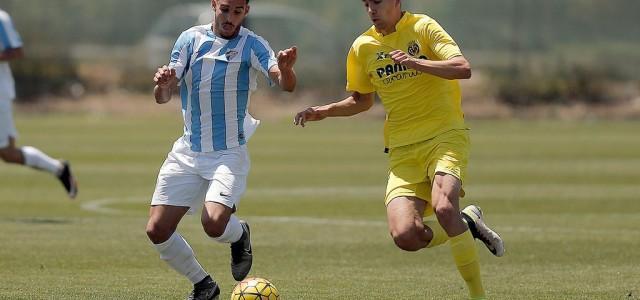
top-left (187, 275), bottom-right (220, 300)
top-left (230, 220), bottom-right (253, 281)
top-left (57, 161), bottom-right (78, 199)
top-left (461, 205), bottom-right (505, 257)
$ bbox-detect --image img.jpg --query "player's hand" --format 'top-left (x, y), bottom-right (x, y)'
top-left (390, 50), bottom-right (417, 68)
top-left (277, 46), bottom-right (297, 71)
top-left (294, 106), bottom-right (327, 127)
top-left (154, 66), bottom-right (177, 88)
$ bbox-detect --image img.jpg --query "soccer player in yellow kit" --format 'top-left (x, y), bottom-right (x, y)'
top-left (295, 1), bottom-right (504, 299)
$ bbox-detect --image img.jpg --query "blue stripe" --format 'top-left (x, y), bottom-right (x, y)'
top-left (180, 79), bottom-right (188, 112)
top-left (0, 21), bottom-right (13, 49)
top-left (236, 36), bottom-right (254, 145)
top-left (188, 41), bottom-right (215, 152)
top-left (189, 62), bottom-right (203, 152)
top-left (211, 36), bottom-right (242, 151)
top-left (252, 38), bottom-right (272, 74)
top-left (170, 31), bottom-right (195, 80)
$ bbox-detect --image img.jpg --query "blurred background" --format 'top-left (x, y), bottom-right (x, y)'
top-left (0, 0), bottom-right (639, 118)
top-left (1, 2), bottom-right (639, 298)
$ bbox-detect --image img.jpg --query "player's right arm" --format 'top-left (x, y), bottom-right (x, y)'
top-left (153, 66), bottom-right (177, 104)
top-left (154, 29), bottom-right (193, 104)
top-left (294, 92), bottom-right (374, 127)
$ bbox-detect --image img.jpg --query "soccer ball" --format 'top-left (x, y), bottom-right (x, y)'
top-left (231, 277), bottom-right (280, 300)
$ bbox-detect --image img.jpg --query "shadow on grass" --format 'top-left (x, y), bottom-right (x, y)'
top-left (5, 218), bottom-right (74, 225)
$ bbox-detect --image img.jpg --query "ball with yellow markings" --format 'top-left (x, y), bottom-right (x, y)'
top-left (231, 277), bottom-right (280, 300)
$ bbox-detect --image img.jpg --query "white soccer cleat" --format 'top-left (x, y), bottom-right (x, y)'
top-left (461, 205), bottom-right (505, 257)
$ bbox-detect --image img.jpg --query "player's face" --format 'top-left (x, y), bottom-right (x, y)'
top-left (361, 0), bottom-right (401, 32)
top-left (212, 0), bottom-right (249, 39)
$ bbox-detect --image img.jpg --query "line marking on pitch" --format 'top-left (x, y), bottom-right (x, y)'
top-left (81, 193), bottom-right (640, 236)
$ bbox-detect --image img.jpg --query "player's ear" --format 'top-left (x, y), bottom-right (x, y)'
top-left (211, 0), bottom-right (217, 10)
top-left (244, 4), bottom-right (250, 16)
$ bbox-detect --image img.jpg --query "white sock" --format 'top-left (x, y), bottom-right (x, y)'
top-left (213, 214), bottom-right (244, 244)
top-left (154, 232), bottom-right (208, 284)
top-left (21, 146), bottom-right (63, 175)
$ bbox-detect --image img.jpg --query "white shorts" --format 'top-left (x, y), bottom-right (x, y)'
top-left (0, 99), bottom-right (18, 148)
top-left (151, 137), bottom-right (250, 214)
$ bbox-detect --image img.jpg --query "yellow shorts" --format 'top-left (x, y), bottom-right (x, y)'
top-left (385, 129), bottom-right (470, 213)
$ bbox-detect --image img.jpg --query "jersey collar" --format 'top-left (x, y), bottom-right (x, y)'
top-left (208, 24), bottom-right (246, 41)
top-left (372, 11), bottom-right (412, 38)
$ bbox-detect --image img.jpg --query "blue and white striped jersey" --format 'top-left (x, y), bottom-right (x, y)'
top-left (169, 24), bottom-right (277, 153)
top-left (0, 9), bottom-right (23, 100)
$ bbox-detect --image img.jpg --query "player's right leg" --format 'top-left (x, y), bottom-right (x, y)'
top-left (386, 196), bottom-right (432, 251)
top-left (385, 144), bottom-right (450, 251)
top-left (148, 153), bottom-right (220, 300)
top-left (147, 205), bottom-right (220, 300)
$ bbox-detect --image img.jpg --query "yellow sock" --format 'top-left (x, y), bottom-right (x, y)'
top-left (450, 230), bottom-right (485, 300)
top-left (424, 219), bottom-right (449, 248)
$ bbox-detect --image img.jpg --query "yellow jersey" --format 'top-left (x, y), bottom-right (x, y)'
top-left (346, 12), bottom-right (467, 149)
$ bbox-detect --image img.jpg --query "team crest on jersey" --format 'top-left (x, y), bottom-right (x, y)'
top-left (225, 50), bottom-right (239, 61)
top-left (407, 41), bottom-right (420, 57)
top-left (376, 51), bottom-right (388, 61)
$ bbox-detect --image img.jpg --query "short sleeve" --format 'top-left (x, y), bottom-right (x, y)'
top-left (250, 36), bottom-right (277, 79)
top-left (0, 12), bottom-right (23, 50)
top-left (346, 46), bottom-right (376, 94)
top-left (169, 30), bottom-right (195, 81)
top-left (420, 19), bottom-right (462, 60)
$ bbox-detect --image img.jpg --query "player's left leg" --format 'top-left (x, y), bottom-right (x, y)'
top-left (200, 145), bottom-right (252, 281)
top-left (432, 173), bottom-right (485, 300)
top-left (1, 100), bottom-right (77, 198)
top-left (201, 201), bottom-right (251, 281)
top-left (0, 137), bottom-right (77, 198)
top-left (461, 205), bottom-right (504, 257)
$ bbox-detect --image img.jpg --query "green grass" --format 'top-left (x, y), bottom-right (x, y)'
top-left (1, 113), bottom-right (639, 299)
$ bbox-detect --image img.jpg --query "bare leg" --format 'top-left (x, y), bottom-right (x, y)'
top-left (0, 137), bottom-right (25, 164)
top-left (386, 196), bottom-right (433, 251)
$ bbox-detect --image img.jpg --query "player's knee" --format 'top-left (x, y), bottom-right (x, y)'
top-left (390, 227), bottom-right (424, 252)
top-left (202, 219), bottom-right (227, 238)
top-left (146, 222), bottom-right (174, 244)
top-left (434, 202), bottom-right (458, 221)
top-left (0, 147), bottom-right (21, 163)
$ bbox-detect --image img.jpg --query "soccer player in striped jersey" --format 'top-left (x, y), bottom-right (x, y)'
top-left (146, 1), bottom-right (296, 299)
top-left (0, 8), bottom-right (77, 199)
top-left (295, 0), bottom-right (503, 299)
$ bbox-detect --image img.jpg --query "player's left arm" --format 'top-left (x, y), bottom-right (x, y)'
top-left (389, 52), bottom-right (471, 80)
top-left (0, 14), bottom-right (24, 62)
top-left (0, 47), bottom-right (23, 61)
top-left (390, 18), bottom-right (471, 80)
top-left (268, 47), bottom-right (297, 92)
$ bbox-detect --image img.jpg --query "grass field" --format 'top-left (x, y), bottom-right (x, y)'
top-left (1, 112), bottom-right (639, 299)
